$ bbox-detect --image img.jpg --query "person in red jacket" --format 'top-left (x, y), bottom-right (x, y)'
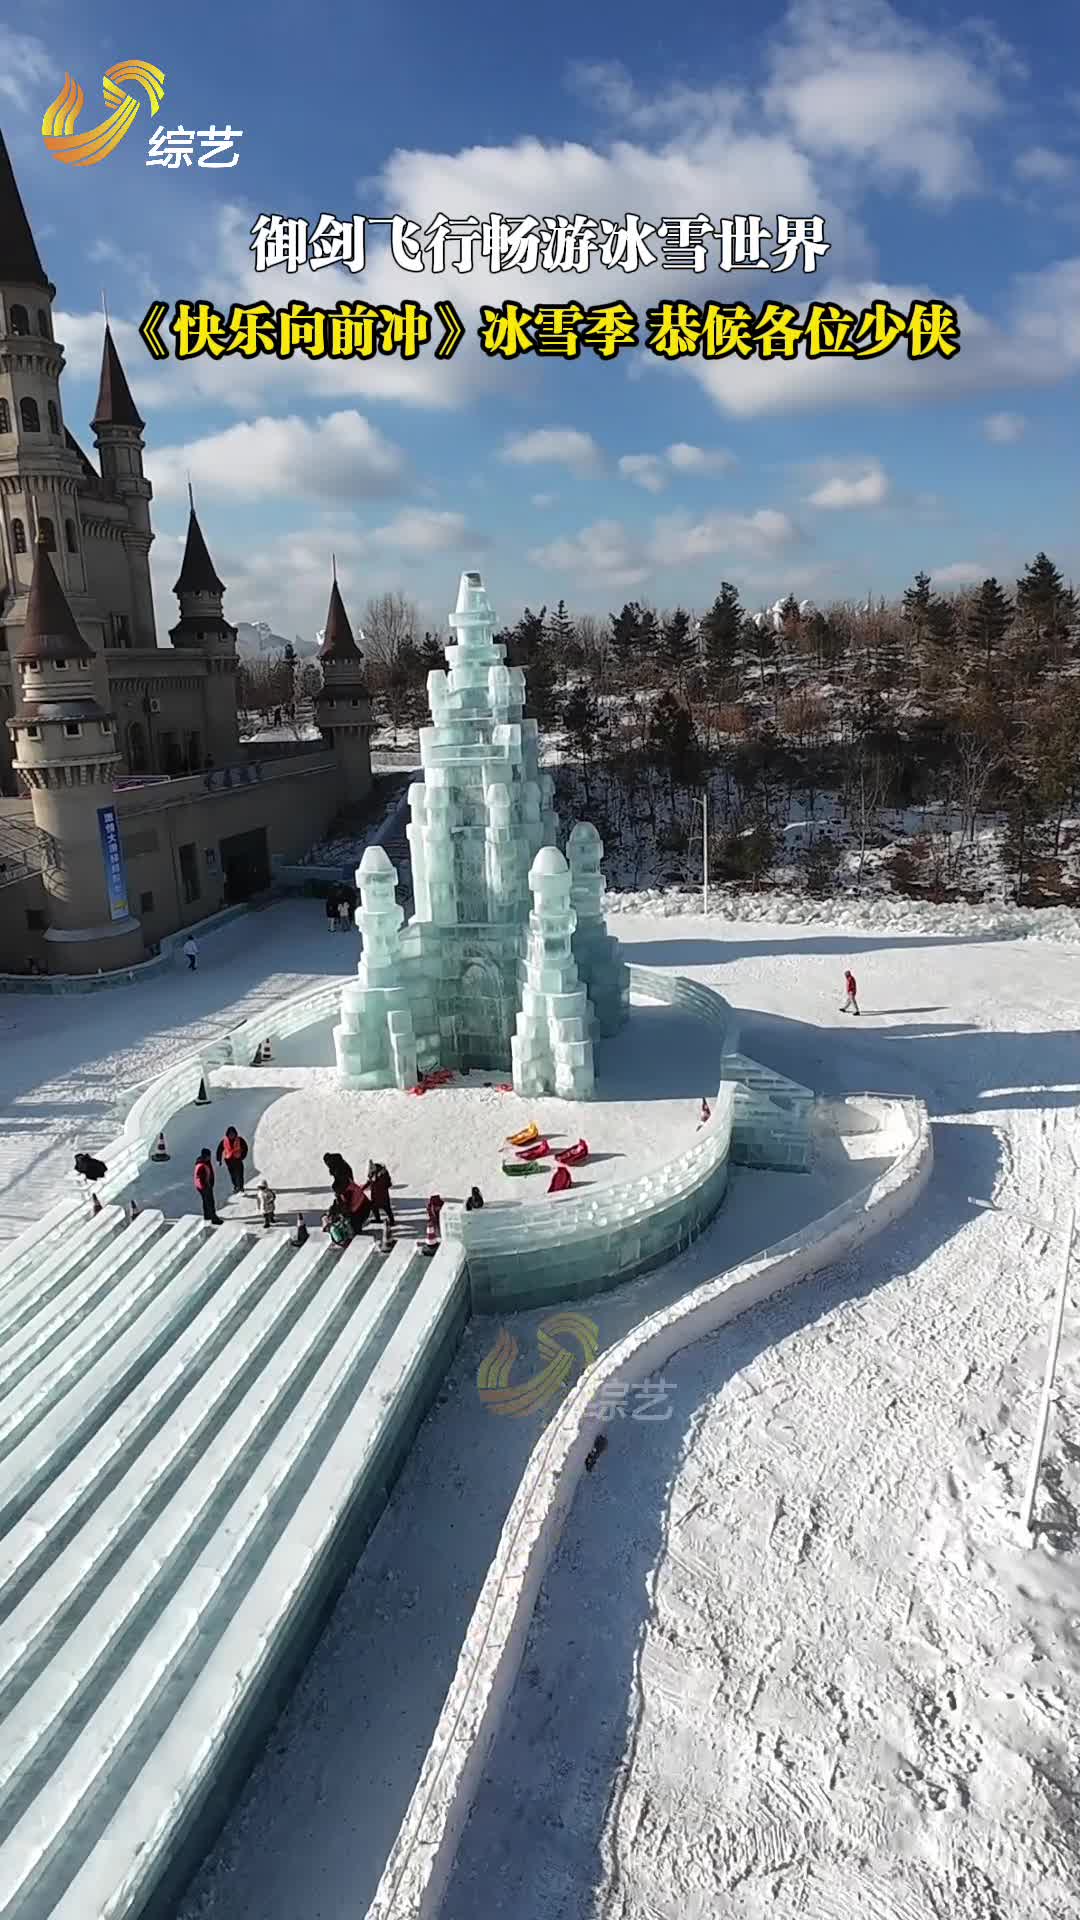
top-left (193, 1148), bottom-right (221, 1225)
top-left (840, 968), bottom-right (860, 1016)
top-left (215, 1125), bottom-right (249, 1193)
top-left (340, 1177), bottom-right (372, 1232)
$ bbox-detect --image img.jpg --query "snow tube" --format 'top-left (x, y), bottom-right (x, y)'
top-left (506, 1121), bottom-right (539, 1147)
top-left (501, 1160), bottom-right (548, 1177)
top-left (548, 1165), bottom-right (573, 1193)
top-left (516, 1139), bottom-right (550, 1161)
top-left (555, 1139), bottom-right (589, 1166)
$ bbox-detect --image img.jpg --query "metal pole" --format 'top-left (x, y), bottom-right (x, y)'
top-left (1020, 1197), bottom-right (1075, 1534)
top-left (702, 786), bottom-right (709, 917)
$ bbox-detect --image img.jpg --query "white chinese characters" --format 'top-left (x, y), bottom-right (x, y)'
top-left (147, 127), bottom-right (243, 169)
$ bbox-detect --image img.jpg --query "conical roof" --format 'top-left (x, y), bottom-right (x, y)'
top-left (91, 324), bottom-right (144, 430)
top-left (320, 577), bottom-right (363, 662)
top-left (15, 532), bottom-right (95, 663)
top-left (0, 130), bottom-right (52, 291)
top-left (173, 498), bottom-right (226, 596)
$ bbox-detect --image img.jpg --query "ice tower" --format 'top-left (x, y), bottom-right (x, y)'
top-left (334, 569), bottom-right (629, 1094)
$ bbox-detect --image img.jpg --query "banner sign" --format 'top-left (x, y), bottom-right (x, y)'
top-left (97, 805), bottom-right (130, 921)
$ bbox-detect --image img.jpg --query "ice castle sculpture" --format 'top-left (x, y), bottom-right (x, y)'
top-left (334, 570), bottom-right (629, 1095)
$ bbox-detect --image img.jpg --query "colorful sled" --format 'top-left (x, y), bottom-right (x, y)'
top-left (501, 1159), bottom-right (548, 1177)
top-left (506, 1121), bottom-right (539, 1147)
top-left (548, 1165), bottom-right (573, 1194)
top-left (555, 1139), bottom-right (589, 1166)
top-left (516, 1138), bottom-right (550, 1161)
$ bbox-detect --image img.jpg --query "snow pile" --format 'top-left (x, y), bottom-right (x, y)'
top-left (606, 884), bottom-right (1080, 943)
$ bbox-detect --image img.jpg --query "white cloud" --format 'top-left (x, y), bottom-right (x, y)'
top-left (0, 28), bottom-right (53, 111)
top-left (1014, 146), bottom-right (1073, 184)
top-left (370, 508), bottom-right (473, 553)
top-left (764, 0), bottom-right (1009, 202)
top-left (565, 60), bottom-right (740, 136)
top-left (983, 411), bottom-right (1025, 443)
top-left (147, 411), bottom-right (408, 501)
top-left (932, 561), bottom-right (983, 585)
top-left (528, 521), bottom-right (650, 590)
top-left (528, 504), bottom-right (798, 586)
top-left (665, 442), bottom-right (736, 474)
top-left (619, 443), bottom-right (736, 491)
top-left (678, 259), bottom-right (1080, 418)
top-left (530, 493), bottom-right (556, 509)
top-left (501, 428), bottom-right (600, 473)
top-left (618, 454), bottom-right (667, 494)
top-left (806, 460), bottom-right (890, 508)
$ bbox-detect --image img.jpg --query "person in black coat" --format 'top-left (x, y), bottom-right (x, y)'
top-left (323, 1151), bottom-right (354, 1196)
top-left (75, 1152), bottom-right (108, 1183)
top-left (465, 1185), bottom-right (484, 1211)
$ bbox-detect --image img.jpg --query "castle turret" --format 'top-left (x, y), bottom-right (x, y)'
top-left (0, 131), bottom-right (101, 658)
top-left (169, 488), bottom-right (238, 766)
top-left (91, 323), bottom-right (156, 647)
top-left (315, 570), bottom-right (373, 805)
top-left (7, 532), bottom-right (143, 972)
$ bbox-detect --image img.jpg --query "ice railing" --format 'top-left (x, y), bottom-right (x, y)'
top-left (441, 969), bottom-right (738, 1293)
top-left (0, 978), bottom-right (346, 1281)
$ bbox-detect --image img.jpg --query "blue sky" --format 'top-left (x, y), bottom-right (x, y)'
top-left (3, 0), bottom-right (1079, 642)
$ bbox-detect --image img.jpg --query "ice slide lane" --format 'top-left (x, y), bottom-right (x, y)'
top-left (0, 1215), bottom-right (463, 1920)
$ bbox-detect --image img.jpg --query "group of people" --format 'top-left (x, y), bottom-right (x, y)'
top-left (325, 887), bottom-right (357, 934)
top-left (321, 1151), bottom-right (394, 1244)
top-left (193, 1130), bottom-right (278, 1227)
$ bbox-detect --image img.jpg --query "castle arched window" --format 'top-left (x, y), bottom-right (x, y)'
top-left (36, 310), bottom-right (49, 338)
top-left (19, 397), bottom-right (40, 433)
top-left (48, 401), bottom-right (59, 435)
top-left (12, 518), bottom-right (26, 555)
top-left (0, 399), bottom-right (9, 434)
top-left (9, 304), bottom-right (29, 335)
top-left (65, 518), bottom-right (78, 553)
top-left (39, 516), bottom-right (56, 553)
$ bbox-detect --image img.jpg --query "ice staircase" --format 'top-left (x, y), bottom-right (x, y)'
top-left (0, 1206), bottom-right (468, 1920)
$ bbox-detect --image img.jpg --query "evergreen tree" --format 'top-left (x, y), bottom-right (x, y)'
top-left (660, 607), bottom-right (696, 687)
top-left (561, 682), bottom-right (603, 805)
top-left (417, 630), bottom-right (444, 673)
top-left (545, 599), bottom-right (576, 660)
top-left (925, 597), bottom-right (956, 650)
top-left (648, 692), bottom-right (701, 804)
top-left (609, 602), bottom-right (644, 671)
top-left (964, 577), bottom-right (1013, 680)
top-left (1015, 551), bottom-right (1077, 675)
top-left (637, 606), bottom-right (660, 673)
top-left (699, 581), bottom-right (742, 688)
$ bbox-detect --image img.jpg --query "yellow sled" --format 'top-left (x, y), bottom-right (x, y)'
top-left (506, 1120), bottom-right (539, 1147)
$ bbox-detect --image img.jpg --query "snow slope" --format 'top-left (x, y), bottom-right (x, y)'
top-left (177, 914), bottom-right (1080, 1920)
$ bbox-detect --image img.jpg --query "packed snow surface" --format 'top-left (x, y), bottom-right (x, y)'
top-left (2, 898), bottom-right (1080, 1920)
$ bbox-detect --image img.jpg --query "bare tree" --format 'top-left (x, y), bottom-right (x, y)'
top-left (361, 591), bottom-right (419, 670)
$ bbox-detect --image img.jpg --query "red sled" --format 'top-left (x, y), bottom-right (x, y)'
top-left (515, 1138), bottom-right (550, 1161)
top-left (555, 1139), bottom-right (589, 1166)
top-left (548, 1164), bottom-right (573, 1193)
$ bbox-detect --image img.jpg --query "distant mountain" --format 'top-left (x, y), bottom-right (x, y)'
top-left (235, 621), bottom-right (319, 659)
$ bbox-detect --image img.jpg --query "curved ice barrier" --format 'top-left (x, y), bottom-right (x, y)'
top-left (367, 1097), bottom-right (933, 1920)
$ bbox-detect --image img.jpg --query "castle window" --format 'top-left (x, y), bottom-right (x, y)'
top-left (65, 518), bottom-right (78, 553)
top-left (48, 401), bottom-right (59, 435)
top-left (39, 516), bottom-right (56, 552)
top-left (100, 717), bottom-right (113, 733)
top-left (63, 722), bottom-right (82, 738)
top-left (19, 397), bottom-right (40, 433)
top-left (25, 724), bottom-right (40, 739)
top-left (12, 518), bottom-right (26, 555)
top-left (9, 304), bottom-right (29, 335)
top-left (36, 309), bottom-right (49, 338)
top-left (0, 399), bottom-right (9, 434)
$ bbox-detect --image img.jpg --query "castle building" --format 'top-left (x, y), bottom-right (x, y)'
top-left (0, 129), bottom-right (373, 974)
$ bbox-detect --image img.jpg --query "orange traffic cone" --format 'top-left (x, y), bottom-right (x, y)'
top-left (260, 1037), bottom-right (273, 1062)
top-left (150, 1131), bottom-right (169, 1162)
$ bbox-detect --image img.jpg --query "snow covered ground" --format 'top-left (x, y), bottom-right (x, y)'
top-left (3, 902), bottom-right (1080, 1920)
